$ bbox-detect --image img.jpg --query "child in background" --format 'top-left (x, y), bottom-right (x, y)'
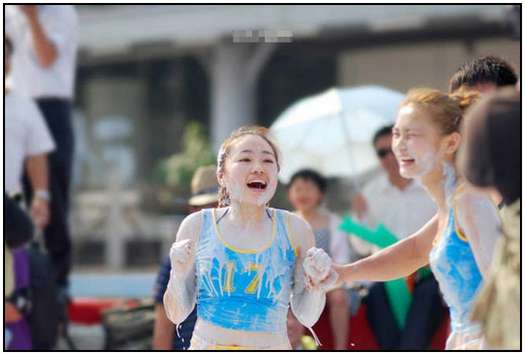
top-left (287, 169), bottom-right (352, 349)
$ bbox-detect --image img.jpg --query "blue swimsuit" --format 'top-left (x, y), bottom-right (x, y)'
top-left (195, 208), bottom-right (297, 333)
top-left (429, 207), bottom-right (483, 337)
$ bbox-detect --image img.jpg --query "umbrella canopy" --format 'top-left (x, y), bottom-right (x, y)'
top-left (270, 85), bottom-right (404, 183)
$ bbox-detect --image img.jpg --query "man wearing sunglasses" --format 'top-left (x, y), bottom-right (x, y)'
top-left (350, 125), bottom-right (444, 350)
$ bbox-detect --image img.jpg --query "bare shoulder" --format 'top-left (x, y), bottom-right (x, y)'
top-left (454, 189), bottom-right (500, 229)
top-left (281, 210), bottom-right (315, 255)
top-left (176, 210), bottom-right (205, 242)
top-left (283, 210), bottom-right (310, 233)
top-left (454, 188), bottom-right (497, 214)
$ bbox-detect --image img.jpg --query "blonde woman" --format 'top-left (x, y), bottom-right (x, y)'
top-left (334, 89), bottom-right (501, 350)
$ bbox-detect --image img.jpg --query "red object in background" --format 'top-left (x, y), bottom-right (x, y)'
top-left (312, 303), bottom-right (449, 350)
top-left (68, 297), bottom-right (140, 325)
top-left (68, 296), bottom-right (450, 349)
top-left (430, 312), bottom-right (450, 350)
top-left (313, 303), bottom-right (379, 350)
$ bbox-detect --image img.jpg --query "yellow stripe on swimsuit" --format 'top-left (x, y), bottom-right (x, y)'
top-left (195, 208), bottom-right (296, 333)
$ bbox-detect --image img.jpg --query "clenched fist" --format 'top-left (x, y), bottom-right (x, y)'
top-left (169, 239), bottom-right (195, 276)
top-left (303, 247), bottom-right (338, 291)
top-left (303, 247), bottom-right (331, 281)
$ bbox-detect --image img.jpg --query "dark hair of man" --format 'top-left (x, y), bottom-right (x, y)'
top-left (372, 124), bottom-right (394, 146)
top-left (448, 55), bottom-right (518, 93)
top-left (287, 169), bottom-right (328, 194)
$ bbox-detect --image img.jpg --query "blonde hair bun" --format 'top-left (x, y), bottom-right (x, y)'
top-left (401, 87), bottom-right (480, 134)
top-left (449, 88), bottom-right (480, 113)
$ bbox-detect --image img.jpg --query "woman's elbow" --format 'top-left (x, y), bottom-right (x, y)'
top-left (37, 46), bottom-right (58, 68)
top-left (163, 291), bottom-right (178, 323)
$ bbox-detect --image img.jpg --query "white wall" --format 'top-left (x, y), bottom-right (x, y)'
top-left (337, 38), bottom-right (520, 93)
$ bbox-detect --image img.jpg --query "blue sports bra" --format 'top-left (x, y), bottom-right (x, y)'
top-left (195, 208), bottom-right (297, 333)
top-left (429, 207), bottom-right (483, 332)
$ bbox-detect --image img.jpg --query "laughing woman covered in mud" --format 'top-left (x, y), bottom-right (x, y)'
top-left (334, 89), bottom-right (501, 350)
top-left (163, 126), bottom-right (337, 350)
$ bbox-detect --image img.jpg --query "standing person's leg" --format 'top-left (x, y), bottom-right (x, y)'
top-left (399, 275), bottom-right (446, 349)
top-left (35, 99), bottom-right (75, 289)
top-left (365, 282), bottom-right (401, 349)
top-left (327, 288), bottom-right (350, 349)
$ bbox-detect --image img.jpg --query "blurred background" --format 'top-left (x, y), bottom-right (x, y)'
top-left (5, 4), bottom-right (519, 350)
top-left (71, 4), bottom-right (519, 272)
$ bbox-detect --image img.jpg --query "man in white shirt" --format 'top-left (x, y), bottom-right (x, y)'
top-left (351, 125), bottom-right (445, 350)
top-left (352, 150), bottom-right (436, 252)
top-left (6, 5), bottom-right (78, 290)
top-left (5, 34), bottom-right (55, 229)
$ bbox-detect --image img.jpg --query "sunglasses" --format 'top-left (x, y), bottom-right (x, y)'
top-left (376, 148), bottom-right (393, 159)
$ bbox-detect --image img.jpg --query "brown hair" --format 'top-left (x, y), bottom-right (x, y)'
top-left (216, 126), bottom-right (280, 207)
top-left (400, 87), bottom-right (480, 135)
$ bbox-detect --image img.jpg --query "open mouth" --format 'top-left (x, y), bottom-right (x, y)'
top-left (399, 158), bottom-right (415, 166)
top-left (246, 181), bottom-right (267, 191)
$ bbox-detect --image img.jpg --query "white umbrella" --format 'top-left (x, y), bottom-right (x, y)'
top-left (270, 85), bottom-right (404, 183)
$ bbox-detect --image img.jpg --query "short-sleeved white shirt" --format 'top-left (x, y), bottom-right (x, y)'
top-left (351, 172), bottom-right (437, 255)
top-left (5, 91), bottom-right (56, 194)
top-left (327, 213), bottom-right (352, 264)
top-left (5, 5), bottom-right (78, 99)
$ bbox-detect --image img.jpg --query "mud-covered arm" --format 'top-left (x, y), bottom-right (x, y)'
top-left (163, 211), bottom-right (201, 324)
top-left (287, 213), bottom-right (328, 328)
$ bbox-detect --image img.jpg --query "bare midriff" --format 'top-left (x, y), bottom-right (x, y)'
top-left (191, 318), bottom-right (291, 349)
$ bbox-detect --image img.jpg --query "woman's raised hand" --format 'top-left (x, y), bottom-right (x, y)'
top-left (169, 239), bottom-right (196, 276)
top-left (303, 247), bottom-right (339, 291)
